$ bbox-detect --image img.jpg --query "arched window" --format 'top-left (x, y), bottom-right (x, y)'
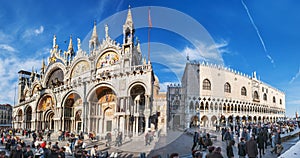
top-left (203, 79), bottom-right (211, 90)
top-left (273, 96), bottom-right (276, 103)
top-left (241, 87), bottom-right (247, 96)
top-left (254, 91), bottom-right (259, 100)
top-left (224, 82), bottom-right (231, 93)
top-left (263, 93), bottom-right (267, 101)
top-left (280, 99), bottom-right (282, 105)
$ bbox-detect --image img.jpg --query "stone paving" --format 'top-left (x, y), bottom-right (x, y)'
top-left (1, 128), bottom-right (300, 157)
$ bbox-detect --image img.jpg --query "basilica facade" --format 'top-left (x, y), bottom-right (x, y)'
top-left (12, 9), bottom-right (167, 137)
top-left (168, 62), bottom-right (286, 130)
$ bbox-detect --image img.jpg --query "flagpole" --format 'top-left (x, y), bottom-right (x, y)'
top-left (148, 7), bottom-right (152, 64)
top-left (148, 26), bottom-right (150, 63)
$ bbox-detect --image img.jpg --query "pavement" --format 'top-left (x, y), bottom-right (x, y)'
top-left (1, 128), bottom-right (300, 158)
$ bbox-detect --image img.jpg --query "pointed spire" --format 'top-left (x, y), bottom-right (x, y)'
top-left (89, 20), bottom-right (100, 53)
top-left (68, 35), bottom-right (73, 51)
top-left (125, 5), bottom-right (133, 27)
top-left (92, 20), bottom-right (98, 39)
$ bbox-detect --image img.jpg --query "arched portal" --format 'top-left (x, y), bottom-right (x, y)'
top-left (130, 85), bottom-right (146, 134)
top-left (25, 106), bottom-right (32, 129)
top-left (248, 116), bottom-right (252, 122)
top-left (63, 93), bottom-right (82, 132)
top-left (236, 116), bottom-right (240, 125)
top-left (190, 115), bottom-right (199, 128)
top-left (228, 115), bottom-right (233, 124)
top-left (201, 115), bottom-right (208, 127)
top-left (37, 95), bottom-right (55, 130)
top-left (253, 116), bottom-right (257, 123)
top-left (258, 116), bottom-right (262, 123)
top-left (103, 107), bottom-right (114, 132)
top-left (242, 116), bottom-right (246, 125)
top-left (220, 115), bottom-right (226, 126)
top-left (16, 110), bottom-right (23, 129)
top-left (211, 115), bottom-right (217, 126)
top-left (44, 110), bottom-right (54, 130)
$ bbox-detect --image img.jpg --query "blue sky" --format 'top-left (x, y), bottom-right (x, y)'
top-left (0, 0), bottom-right (300, 117)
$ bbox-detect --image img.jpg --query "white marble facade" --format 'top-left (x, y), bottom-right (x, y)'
top-left (168, 62), bottom-right (286, 129)
top-left (12, 8), bottom-right (166, 137)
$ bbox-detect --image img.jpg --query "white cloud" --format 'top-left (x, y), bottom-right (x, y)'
top-left (0, 53), bottom-right (42, 105)
top-left (34, 26), bottom-right (44, 35)
top-left (289, 67), bottom-right (300, 84)
top-left (0, 44), bottom-right (17, 52)
top-left (183, 40), bottom-right (228, 64)
top-left (143, 40), bottom-right (229, 84)
top-left (23, 25), bottom-right (44, 39)
top-left (0, 30), bottom-right (14, 42)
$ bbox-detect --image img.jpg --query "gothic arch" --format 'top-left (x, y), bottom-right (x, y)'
top-left (201, 115), bottom-right (209, 127)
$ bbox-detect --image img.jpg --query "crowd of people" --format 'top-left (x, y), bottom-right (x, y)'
top-left (186, 121), bottom-right (299, 158)
top-left (0, 128), bottom-right (126, 158)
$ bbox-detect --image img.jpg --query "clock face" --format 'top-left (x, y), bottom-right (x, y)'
top-left (97, 51), bottom-right (119, 68)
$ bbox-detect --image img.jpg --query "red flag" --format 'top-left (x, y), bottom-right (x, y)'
top-left (148, 7), bottom-right (152, 28)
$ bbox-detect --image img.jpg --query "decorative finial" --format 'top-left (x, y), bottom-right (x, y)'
top-left (53, 35), bottom-right (57, 48)
top-left (77, 38), bottom-right (81, 50)
top-left (92, 20), bottom-right (98, 38)
top-left (68, 35), bottom-right (73, 51)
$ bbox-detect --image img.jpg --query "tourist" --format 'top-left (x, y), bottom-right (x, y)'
top-left (256, 131), bottom-right (265, 158)
top-left (23, 145), bottom-right (34, 158)
top-left (46, 131), bottom-right (51, 141)
top-left (58, 147), bottom-right (66, 158)
top-left (34, 144), bottom-right (44, 158)
top-left (52, 142), bottom-right (60, 151)
top-left (238, 137), bottom-right (246, 158)
top-left (90, 145), bottom-right (98, 157)
top-left (210, 147), bottom-right (223, 158)
top-left (191, 131), bottom-right (199, 151)
top-left (193, 151), bottom-right (203, 158)
top-left (226, 140), bottom-right (234, 158)
top-left (9, 144), bottom-right (23, 158)
top-left (105, 132), bottom-right (112, 147)
top-left (246, 134), bottom-right (258, 158)
top-left (64, 143), bottom-right (72, 156)
top-left (271, 129), bottom-right (281, 154)
top-left (205, 146), bottom-right (215, 158)
top-left (224, 128), bottom-right (231, 146)
top-left (145, 130), bottom-right (151, 146)
top-left (204, 133), bottom-right (213, 149)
